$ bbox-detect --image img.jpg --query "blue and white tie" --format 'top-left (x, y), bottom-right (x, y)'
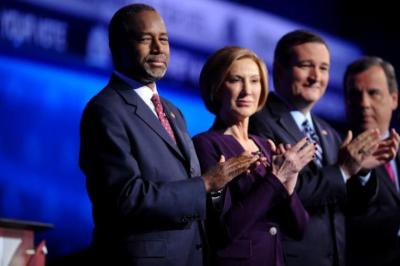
top-left (302, 119), bottom-right (323, 168)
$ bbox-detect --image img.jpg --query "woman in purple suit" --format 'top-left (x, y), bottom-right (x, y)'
top-left (193, 46), bottom-right (313, 266)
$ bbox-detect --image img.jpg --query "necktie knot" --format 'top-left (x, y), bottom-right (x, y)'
top-left (302, 119), bottom-right (318, 141)
top-left (302, 119), bottom-right (313, 135)
top-left (151, 94), bottom-right (177, 144)
top-left (151, 94), bottom-right (162, 112)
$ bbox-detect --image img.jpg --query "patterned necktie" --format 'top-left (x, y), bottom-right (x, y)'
top-left (151, 94), bottom-right (177, 144)
top-left (384, 162), bottom-right (397, 185)
top-left (302, 119), bottom-right (323, 168)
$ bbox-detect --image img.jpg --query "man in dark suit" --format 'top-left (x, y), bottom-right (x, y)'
top-left (79, 4), bottom-right (257, 266)
top-left (344, 56), bottom-right (400, 266)
top-left (249, 30), bottom-right (381, 266)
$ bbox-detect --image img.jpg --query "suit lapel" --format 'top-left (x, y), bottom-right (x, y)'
top-left (277, 112), bottom-right (305, 142)
top-left (268, 93), bottom-right (304, 143)
top-left (268, 93), bottom-right (337, 168)
top-left (163, 102), bottom-right (191, 161)
top-left (109, 75), bottom-right (185, 160)
top-left (376, 164), bottom-right (400, 203)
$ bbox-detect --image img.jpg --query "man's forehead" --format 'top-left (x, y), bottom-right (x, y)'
top-left (352, 67), bottom-right (387, 84)
top-left (290, 43), bottom-right (330, 60)
top-left (126, 11), bottom-right (166, 31)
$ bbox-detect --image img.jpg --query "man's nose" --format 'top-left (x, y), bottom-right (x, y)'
top-left (360, 93), bottom-right (371, 107)
top-left (151, 39), bottom-right (161, 53)
top-left (308, 67), bottom-right (320, 83)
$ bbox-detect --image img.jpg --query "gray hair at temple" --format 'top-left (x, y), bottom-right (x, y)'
top-left (343, 56), bottom-right (398, 94)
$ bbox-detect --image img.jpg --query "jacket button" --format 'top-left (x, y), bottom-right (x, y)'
top-left (269, 226), bottom-right (277, 236)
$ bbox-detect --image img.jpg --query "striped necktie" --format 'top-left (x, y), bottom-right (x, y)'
top-left (384, 162), bottom-right (398, 191)
top-left (302, 119), bottom-right (323, 168)
top-left (151, 94), bottom-right (177, 144)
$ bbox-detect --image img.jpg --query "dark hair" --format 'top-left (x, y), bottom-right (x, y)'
top-left (273, 29), bottom-right (329, 88)
top-left (108, 4), bottom-right (156, 67)
top-left (199, 46), bottom-right (268, 114)
top-left (344, 56), bottom-right (398, 94)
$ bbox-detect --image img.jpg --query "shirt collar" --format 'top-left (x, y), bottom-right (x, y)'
top-left (290, 110), bottom-right (314, 131)
top-left (114, 71), bottom-right (159, 116)
top-left (114, 70), bottom-right (159, 94)
top-left (382, 130), bottom-right (390, 139)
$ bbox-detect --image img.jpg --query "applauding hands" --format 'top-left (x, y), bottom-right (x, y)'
top-left (268, 137), bottom-right (315, 194)
top-left (339, 128), bottom-right (399, 178)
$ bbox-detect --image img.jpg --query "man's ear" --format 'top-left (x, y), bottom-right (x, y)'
top-left (391, 90), bottom-right (398, 110)
top-left (273, 62), bottom-right (284, 91)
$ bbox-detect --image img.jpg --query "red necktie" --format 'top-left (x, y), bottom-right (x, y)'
top-left (151, 94), bottom-right (177, 144)
top-left (384, 162), bottom-right (397, 184)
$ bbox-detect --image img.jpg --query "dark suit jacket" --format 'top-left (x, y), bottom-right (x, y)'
top-left (346, 153), bottom-right (400, 266)
top-left (79, 74), bottom-right (206, 266)
top-left (193, 130), bottom-right (309, 266)
top-left (249, 93), bottom-right (346, 266)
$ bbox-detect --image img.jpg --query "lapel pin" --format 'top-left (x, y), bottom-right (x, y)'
top-left (170, 112), bottom-right (175, 119)
top-left (321, 130), bottom-right (328, 136)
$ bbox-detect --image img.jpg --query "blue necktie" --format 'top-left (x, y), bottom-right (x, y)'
top-left (302, 119), bottom-right (323, 168)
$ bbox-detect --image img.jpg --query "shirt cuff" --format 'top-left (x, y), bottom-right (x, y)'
top-left (339, 167), bottom-right (349, 183)
top-left (357, 172), bottom-right (372, 186)
top-left (210, 189), bottom-right (224, 210)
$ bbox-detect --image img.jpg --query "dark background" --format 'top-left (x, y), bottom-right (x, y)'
top-left (236, 0), bottom-right (400, 83)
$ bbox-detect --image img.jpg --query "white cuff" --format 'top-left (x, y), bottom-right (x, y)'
top-left (358, 172), bottom-right (372, 186)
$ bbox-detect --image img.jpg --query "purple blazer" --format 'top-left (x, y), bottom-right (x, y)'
top-left (193, 130), bottom-right (309, 266)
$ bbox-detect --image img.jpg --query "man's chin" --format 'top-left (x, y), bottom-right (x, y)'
top-left (294, 94), bottom-right (320, 106)
top-left (360, 122), bottom-right (376, 132)
top-left (145, 68), bottom-right (167, 81)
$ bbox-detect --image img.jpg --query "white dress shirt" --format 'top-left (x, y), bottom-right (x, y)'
top-left (114, 71), bottom-right (159, 117)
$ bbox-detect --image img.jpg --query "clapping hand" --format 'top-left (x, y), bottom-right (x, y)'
top-left (268, 137), bottom-right (315, 194)
top-left (339, 129), bottom-right (383, 178)
top-left (360, 128), bottom-right (399, 171)
top-left (203, 152), bottom-right (259, 192)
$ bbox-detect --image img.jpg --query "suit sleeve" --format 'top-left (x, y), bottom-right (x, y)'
top-left (80, 102), bottom-right (206, 228)
top-left (346, 173), bottom-right (378, 212)
top-left (277, 193), bottom-right (310, 240)
top-left (347, 173), bottom-right (400, 243)
top-left (347, 207), bottom-right (400, 244)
